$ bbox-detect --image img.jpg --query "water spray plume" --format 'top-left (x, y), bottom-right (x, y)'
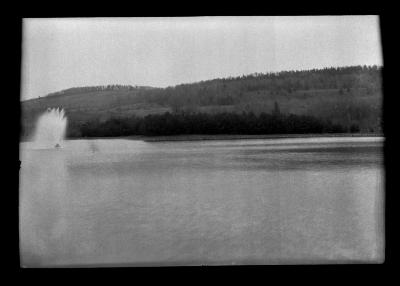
top-left (33, 108), bottom-right (67, 148)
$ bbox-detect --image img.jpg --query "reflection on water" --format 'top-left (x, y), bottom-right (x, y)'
top-left (19, 137), bottom-right (384, 266)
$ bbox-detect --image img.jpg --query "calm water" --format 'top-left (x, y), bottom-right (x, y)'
top-left (19, 137), bottom-right (384, 266)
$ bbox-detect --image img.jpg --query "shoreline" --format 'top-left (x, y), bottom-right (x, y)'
top-left (140, 133), bottom-right (383, 142)
top-left (60, 133), bottom-right (383, 143)
top-left (20, 133), bottom-right (384, 143)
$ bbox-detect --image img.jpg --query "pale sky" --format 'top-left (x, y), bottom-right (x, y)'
top-left (21, 16), bottom-right (383, 100)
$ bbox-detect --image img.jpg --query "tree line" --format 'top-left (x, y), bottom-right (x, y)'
top-left (46, 85), bottom-right (155, 98)
top-left (72, 111), bottom-right (353, 138)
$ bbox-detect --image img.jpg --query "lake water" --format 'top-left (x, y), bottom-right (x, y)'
top-left (19, 137), bottom-right (384, 266)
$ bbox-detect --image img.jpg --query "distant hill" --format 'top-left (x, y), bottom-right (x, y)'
top-left (21, 66), bottom-right (383, 139)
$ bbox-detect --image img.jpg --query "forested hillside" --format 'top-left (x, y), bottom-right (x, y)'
top-left (21, 65), bottom-right (383, 139)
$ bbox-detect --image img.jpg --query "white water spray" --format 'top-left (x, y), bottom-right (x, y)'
top-left (33, 108), bottom-right (67, 148)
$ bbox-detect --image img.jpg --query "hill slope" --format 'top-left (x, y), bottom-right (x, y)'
top-left (21, 66), bottom-right (383, 139)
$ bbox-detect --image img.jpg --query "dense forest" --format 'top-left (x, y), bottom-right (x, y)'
top-left (21, 65), bottom-right (383, 139)
top-left (78, 111), bottom-right (349, 138)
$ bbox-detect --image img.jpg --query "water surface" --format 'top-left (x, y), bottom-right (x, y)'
top-left (19, 136), bottom-right (384, 266)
